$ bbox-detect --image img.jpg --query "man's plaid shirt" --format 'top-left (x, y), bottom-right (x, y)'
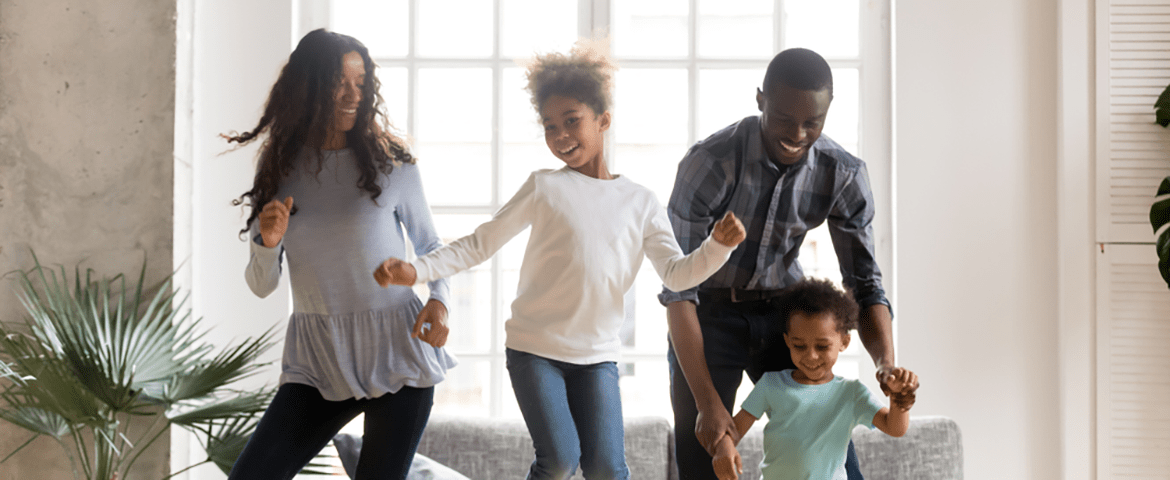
top-left (658, 116), bottom-right (890, 310)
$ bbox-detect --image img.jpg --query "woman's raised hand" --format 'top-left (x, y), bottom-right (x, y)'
top-left (259, 196), bottom-right (294, 248)
top-left (712, 211), bottom-right (746, 247)
top-left (374, 258), bottom-right (418, 287)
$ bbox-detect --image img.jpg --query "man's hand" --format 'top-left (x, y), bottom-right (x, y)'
top-left (696, 406), bottom-right (740, 457)
top-left (374, 258), bottom-right (417, 287)
top-left (259, 196), bottom-right (294, 248)
top-left (712, 211), bottom-right (746, 247)
top-left (711, 434), bottom-right (743, 480)
top-left (412, 299), bottom-right (449, 347)
top-left (877, 365), bottom-right (918, 393)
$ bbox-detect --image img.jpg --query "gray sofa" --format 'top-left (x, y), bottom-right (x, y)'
top-left (405, 415), bottom-right (963, 480)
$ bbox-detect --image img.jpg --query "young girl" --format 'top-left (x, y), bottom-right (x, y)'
top-left (710, 278), bottom-right (918, 480)
top-left (227, 29), bottom-right (454, 480)
top-left (374, 41), bottom-right (746, 480)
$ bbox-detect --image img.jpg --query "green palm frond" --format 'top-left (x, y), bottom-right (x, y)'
top-left (0, 328), bottom-right (106, 426)
top-left (168, 390), bottom-right (274, 427)
top-left (199, 415), bottom-right (259, 475)
top-left (154, 326), bottom-right (278, 403)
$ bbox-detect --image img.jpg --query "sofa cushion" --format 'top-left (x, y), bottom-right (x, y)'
top-left (333, 433), bottom-right (470, 479)
top-left (415, 415), bottom-right (673, 480)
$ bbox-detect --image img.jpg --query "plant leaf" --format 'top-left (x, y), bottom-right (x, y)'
top-left (1156, 84), bottom-right (1170, 127)
top-left (167, 391), bottom-right (274, 426)
top-left (1151, 176), bottom-right (1170, 288)
top-left (0, 406), bottom-right (70, 438)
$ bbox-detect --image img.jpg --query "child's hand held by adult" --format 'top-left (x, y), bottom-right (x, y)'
top-left (259, 196), bottom-right (294, 248)
top-left (373, 258), bottom-right (417, 287)
top-left (412, 299), bottom-right (449, 348)
top-left (712, 211), bottom-right (746, 247)
top-left (711, 434), bottom-right (743, 480)
top-left (881, 367), bottom-right (918, 411)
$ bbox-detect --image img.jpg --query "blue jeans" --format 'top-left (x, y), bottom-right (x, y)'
top-left (506, 348), bottom-right (630, 480)
top-left (227, 382), bottom-right (433, 480)
top-left (668, 295), bottom-right (865, 480)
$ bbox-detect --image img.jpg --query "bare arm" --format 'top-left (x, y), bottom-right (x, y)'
top-left (711, 434), bottom-right (742, 480)
top-left (731, 409), bottom-right (757, 445)
top-left (871, 367), bottom-right (918, 437)
top-left (667, 301), bottom-right (739, 455)
top-left (857, 303), bottom-right (903, 392)
top-left (871, 406), bottom-right (908, 437)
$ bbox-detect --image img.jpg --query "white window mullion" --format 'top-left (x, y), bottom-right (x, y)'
top-left (688, 0), bottom-right (699, 147)
top-left (775, 0), bottom-right (786, 52)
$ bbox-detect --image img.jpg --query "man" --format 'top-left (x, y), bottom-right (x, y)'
top-left (660, 48), bottom-right (914, 479)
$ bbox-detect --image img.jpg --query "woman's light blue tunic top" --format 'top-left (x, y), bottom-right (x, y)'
top-left (245, 148), bottom-right (455, 401)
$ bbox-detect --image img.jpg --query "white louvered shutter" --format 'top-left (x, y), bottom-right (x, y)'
top-left (1096, 245), bottom-right (1170, 478)
top-left (1096, 1), bottom-right (1170, 478)
top-left (1097, 0), bottom-right (1170, 243)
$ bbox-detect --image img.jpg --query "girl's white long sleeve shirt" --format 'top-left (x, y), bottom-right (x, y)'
top-left (411, 167), bottom-right (735, 364)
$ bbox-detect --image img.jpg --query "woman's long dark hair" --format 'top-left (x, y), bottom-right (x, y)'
top-left (227, 28), bottom-right (414, 236)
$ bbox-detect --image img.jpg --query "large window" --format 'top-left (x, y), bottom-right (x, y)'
top-left (311, 0), bottom-right (889, 418)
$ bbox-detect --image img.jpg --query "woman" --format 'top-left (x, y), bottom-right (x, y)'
top-left (226, 28), bottom-right (454, 480)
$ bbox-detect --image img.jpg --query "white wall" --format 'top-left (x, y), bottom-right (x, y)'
top-left (173, 1), bottom-right (295, 478)
top-left (895, 1), bottom-right (1064, 478)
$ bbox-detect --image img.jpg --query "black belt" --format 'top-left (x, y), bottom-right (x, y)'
top-left (699, 288), bottom-right (785, 303)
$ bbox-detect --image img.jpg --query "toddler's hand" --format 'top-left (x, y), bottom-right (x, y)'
top-left (711, 435), bottom-right (742, 480)
top-left (880, 367), bottom-right (919, 411)
top-left (258, 196), bottom-right (294, 248)
top-left (374, 258), bottom-right (417, 287)
top-left (712, 211), bottom-right (746, 247)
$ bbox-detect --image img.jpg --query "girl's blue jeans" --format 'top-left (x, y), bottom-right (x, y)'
top-left (506, 348), bottom-right (631, 480)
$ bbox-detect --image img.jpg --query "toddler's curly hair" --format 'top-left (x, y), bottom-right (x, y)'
top-left (524, 39), bottom-right (617, 117)
top-left (775, 278), bottom-right (860, 334)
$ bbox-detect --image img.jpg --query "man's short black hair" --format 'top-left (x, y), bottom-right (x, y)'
top-left (761, 48), bottom-right (833, 96)
top-left (775, 278), bottom-right (859, 334)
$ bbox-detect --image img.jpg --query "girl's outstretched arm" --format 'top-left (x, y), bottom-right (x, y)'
top-left (645, 208), bottom-right (743, 292)
top-left (386, 172), bottom-right (538, 285)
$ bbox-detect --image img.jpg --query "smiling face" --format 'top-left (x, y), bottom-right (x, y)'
top-left (324, 50), bottom-right (366, 149)
top-left (756, 84), bottom-right (831, 166)
top-left (783, 311), bottom-right (850, 384)
top-left (541, 95), bottom-right (611, 178)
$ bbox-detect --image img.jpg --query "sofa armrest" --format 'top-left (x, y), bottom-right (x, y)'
top-left (852, 415), bottom-right (963, 480)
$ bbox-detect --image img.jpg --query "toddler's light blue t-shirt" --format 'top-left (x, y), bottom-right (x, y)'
top-left (740, 369), bottom-right (886, 480)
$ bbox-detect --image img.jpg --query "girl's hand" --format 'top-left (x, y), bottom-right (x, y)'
top-left (259, 197), bottom-right (294, 248)
top-left (712, 211), bottom-right (746, 247)
top-left (412, 299), bottom-right (449, 347)
top-left (374, 258), bottom-right (417, 287)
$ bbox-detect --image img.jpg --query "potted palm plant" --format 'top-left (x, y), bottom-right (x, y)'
top-left (0, 254), bottom-right (292, 480)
